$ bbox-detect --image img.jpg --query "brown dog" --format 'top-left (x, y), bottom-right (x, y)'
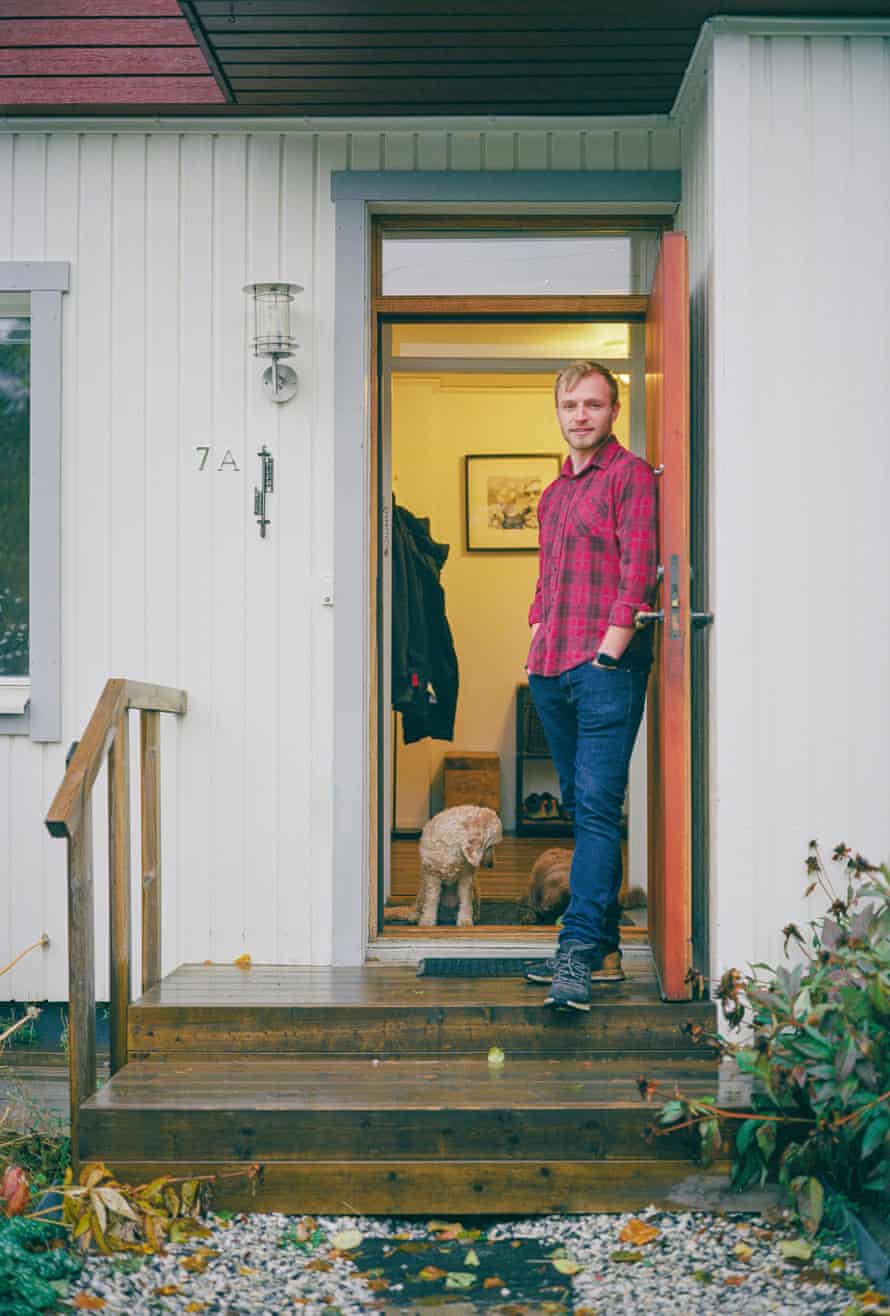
top-left (518, 847), bottom-right (572, 924)
top-left (519, 847), bottom-right (647, 924)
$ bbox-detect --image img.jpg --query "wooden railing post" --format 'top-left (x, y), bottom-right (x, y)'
top-left (140, 710), bottom-right (162, 994)
top-left (47, 679), bottom-right (186, 1163)
top-left (107, 708), bottom-right (131, 1074)
top-left (67, 800), bottom-right (95, 1171)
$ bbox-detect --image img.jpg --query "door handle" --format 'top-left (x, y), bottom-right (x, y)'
top-left (634, 610), bottom-right (664, 629)
top-left (691, 611), bottom-right (714, 628)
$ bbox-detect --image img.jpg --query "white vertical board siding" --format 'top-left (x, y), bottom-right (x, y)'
top-left (0, 120), bottom-right (680, 998)
top-left (697, 32), bottom-right (890, 984)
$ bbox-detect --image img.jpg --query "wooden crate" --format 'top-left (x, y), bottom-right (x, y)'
top-left (443, 751), bottom-right (500, 812)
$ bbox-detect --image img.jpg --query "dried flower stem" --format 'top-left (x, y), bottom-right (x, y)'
top-left (834, 1088), bottom-right (890, 1129)
top-left (0, 1005), bottom-right (41, 1047)
top-left (0, 935), bottom-right (50, 980)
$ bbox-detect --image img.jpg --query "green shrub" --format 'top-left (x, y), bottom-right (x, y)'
top-left (0, 1216), bottom-right (81, 1314)
top-left (660, 842), bottom-right (890, 1233)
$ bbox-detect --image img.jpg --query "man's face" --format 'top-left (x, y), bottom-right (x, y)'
top-left (555, 371), bottom-right (620, 458)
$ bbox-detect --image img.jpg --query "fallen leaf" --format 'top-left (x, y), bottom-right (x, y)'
top-left (95, 1185), bottom-right (140, 1222)
top-left (618, 1219), bottom-right (660, 1247)
top-left (180, 1250), bottom-right (218, 1273)
top-left (778, 1239), bottom-right (814, 1263)
top-left (861, 1293), bottom-right (890, 1308)
top-left (153, 1287), bottom-right (181, 1298)
top-left (734, 1243), bottom-right (754, 1262)
top-left (233, 953), bottom-right (251, 968)
top-left (426, 1219), bottom-right (452, 1231)
top-left (488, 1046), bottom-right (505, 1067)
top-left (367, 1278), bottom-right (389, 1291)
top-left (1, 1165), bottom-right (29, 1217)
top-left (724, 1276), bottom-right (746, 1286)
top-left (610, 1250), bottom-right (643, 1263)
top-left (444, 1272), bottom-right (476, 1289)
top-left (463, 1248), bottom-right (480, 1267)
top-left (72, 1298), bottom-right (107, 1311)
top-left (693, 1270), bottom-right (713, 1283)
top-left (552, 1258), bottom-right (584, 1275)
top-left (332, 1228), bottom-right (362, 1250)
top-left (185, 1306), bottom-right (208, 1314)
top-left (418, 1266), bottom-right (448, 1281)
top-left (483, 1276), bottom-right (505, 1289)
top-left (304, 1259), bottom-right (332, 1272)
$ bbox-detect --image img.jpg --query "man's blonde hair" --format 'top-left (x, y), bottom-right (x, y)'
top-left (554, 360), bottom-right (619, 407)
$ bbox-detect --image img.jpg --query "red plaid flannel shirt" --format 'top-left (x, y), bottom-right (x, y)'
top-left (527, 437), bottom-right (658, 676)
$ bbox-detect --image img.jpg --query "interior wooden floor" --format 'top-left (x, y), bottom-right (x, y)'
top-left (384, 833), bottom-right (649, 939)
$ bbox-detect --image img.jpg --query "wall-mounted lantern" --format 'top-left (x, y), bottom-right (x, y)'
top-left (242, 281), bottom-right (303, 403)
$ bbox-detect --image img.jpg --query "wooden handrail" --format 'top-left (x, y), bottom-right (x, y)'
top-left (44, 678), bottom-right (188, 1167)
top-left (46, 680), bottom-right (187, 840)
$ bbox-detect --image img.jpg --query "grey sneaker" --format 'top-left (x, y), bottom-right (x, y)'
top-left (543, 944), bottom-right (596, 1012)
top-left (526, 949), bottom-right (624, 984)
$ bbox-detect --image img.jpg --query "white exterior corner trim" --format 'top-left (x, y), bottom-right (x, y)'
top-left (672, 15), bottom-right (890, 123)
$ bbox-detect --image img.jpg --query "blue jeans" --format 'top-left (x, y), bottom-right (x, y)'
top-left (528, 662), bottom-right (649, 951)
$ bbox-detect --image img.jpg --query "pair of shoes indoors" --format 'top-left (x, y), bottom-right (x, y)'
top-left (522, 791), bottom-right (561, 820)
top-left (525, 946), bottom-right (625, 1012)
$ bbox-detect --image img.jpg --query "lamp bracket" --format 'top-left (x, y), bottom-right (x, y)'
top-left (262, 362), bottom-right (298, 403)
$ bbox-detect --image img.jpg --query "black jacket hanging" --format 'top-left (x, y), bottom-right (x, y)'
top-left (391, 499), bottom-right (459, 744)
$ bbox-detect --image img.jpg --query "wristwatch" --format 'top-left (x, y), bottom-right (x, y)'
top-left (595, 651), bottom-right (620, 669)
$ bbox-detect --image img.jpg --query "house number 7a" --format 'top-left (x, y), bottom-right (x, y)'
top-left (195, 446), bottom-right (240, 472)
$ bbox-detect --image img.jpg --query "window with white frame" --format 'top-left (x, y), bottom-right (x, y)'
top-left (0, 295), bottom-right (31, 697)
top-left (0, 263), bottom-right (68, 741)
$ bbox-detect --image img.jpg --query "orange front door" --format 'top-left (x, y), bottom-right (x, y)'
top-left (645, 232), bottom-right (693, 1001)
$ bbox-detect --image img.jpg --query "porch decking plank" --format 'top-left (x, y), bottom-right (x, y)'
top-left (84, 1055), bottom-right (720, 1108)
top-left (134, 959), bottom-right (658, 1004)
top-left (79, 1054), bottom-right (721, 1162)
top-left (127, 960), bottom-right (711, 1058)
top-left (77, 1158), bottom-right (731, 1215)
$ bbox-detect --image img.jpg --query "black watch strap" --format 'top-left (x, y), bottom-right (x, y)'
top-left (595, 651), bottom-right (620, 668)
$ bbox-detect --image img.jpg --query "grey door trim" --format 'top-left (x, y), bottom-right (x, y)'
top-left (331, 172), bottom-right (679, 965)
top-left (332, 170), bottom-right (681, 205)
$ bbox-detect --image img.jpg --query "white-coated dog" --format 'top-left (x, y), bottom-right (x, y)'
top-left (387, 804), bottom-right (503, 928)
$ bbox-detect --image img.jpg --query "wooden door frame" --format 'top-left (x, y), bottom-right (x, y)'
top-left (330, 171), bottom-right (682, 967)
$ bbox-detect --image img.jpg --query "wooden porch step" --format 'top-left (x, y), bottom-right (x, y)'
top-left (75, 1157), bottom-right (732, 1216)
top-left (80, 1053), bottom-right (733, 1213)
top-left (128, 963), bottom-right (714, 1058)
top-left (79, 1055), bottom-right (717, 1164)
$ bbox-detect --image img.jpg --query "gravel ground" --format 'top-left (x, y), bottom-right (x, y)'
top-left (65, 1207), bottom-right (889, 1316)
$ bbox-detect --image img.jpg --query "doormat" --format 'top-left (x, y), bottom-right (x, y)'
top-left (416, 957), bottom-right (537, 977)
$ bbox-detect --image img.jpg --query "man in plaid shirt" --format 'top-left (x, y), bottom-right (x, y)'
top-left (524, 361), bottom-right (658, 1011)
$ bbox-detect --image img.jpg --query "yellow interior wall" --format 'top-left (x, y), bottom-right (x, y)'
top-left (392, 367), bottom-right (629, 829)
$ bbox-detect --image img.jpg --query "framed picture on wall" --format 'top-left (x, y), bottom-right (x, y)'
top-left (465, 453), bottom-right (561, 551)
